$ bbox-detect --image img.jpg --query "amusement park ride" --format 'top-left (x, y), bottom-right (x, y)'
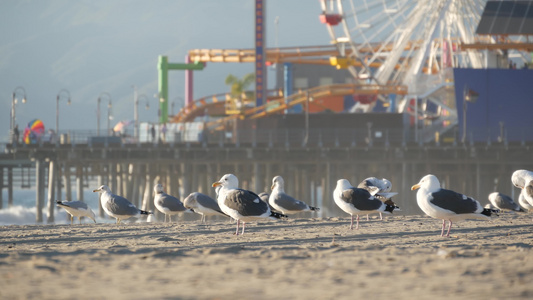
top-left (161, 0), bottom-right (533, 140)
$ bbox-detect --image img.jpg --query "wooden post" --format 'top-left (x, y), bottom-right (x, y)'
top-left (76, 164), bottom-right (84, 202)
top-left (56, 162), bottom-right (62, 201)
top-left (47, 160), bottom-right (56, 223)
top-left (126, 163), bottom-right (135, 201)
top-left (8, 166), bottom-right (13, 207)
top-left (35, 160), bottom-right (45, 223)
top-left (0, 167), bottom-right (3, 209)
top-left (63, 164), bottom-right (72, 201)
top-left (141, 163), bottom-right (153, 213)
top-left (253, 162), bottom-right (262, 193)
top-left (97, 173), bottom-right (105, 218)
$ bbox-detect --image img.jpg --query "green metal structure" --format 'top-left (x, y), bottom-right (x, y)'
top-left (157, 55), bottom-right (204, 123)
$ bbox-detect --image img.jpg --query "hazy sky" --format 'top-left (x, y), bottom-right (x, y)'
top-left (0, 0), bottom-right (331, 141)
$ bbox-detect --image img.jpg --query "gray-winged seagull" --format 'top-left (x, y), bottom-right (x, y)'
top-left (269, 175), bottom-right (320, 215)
top-left (411, 174), bottom-right (498, 237)
top-left (93, 185), bottom-right (151, 224)
top-left (56, 200), bottom-right (96, 224)
top-left (212, 174), bottom-right (287, 235)
top-left (333, 179), bottom-right (398, 230)
top-left (183, 192), bottom-right (228, 223)
top-left (153, 184), bottom-right (188, 222)
top-left (488, 192), bottom-right (524, 212)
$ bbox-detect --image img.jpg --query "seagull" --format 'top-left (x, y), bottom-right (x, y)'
top-left (212, 174), bottom-right (287, 235)
top-left (333, 179), bottom-right (398, 230)
top-left (488, 192), bottom-right (524, 212)
top-left (183, 192), bottom-right (228, 223)
top-left (357, 177), bottom-right (398, 220)
top-left (269, 175), bottom-right (320, 215)
top-left (56, 200), bottom-right (96, 224)
top-left (511, 169), bottom-right (533, 190)
top-left (522, 180), bottom-right (533, 208)
top-left (153, 184), bottom-right (189, 222)
top-left (411, 174), bottom-right (498, 237)
top-left (93, 185), bottom-right (151, 224)
top-left (518, 193), bottom-right (533, 212)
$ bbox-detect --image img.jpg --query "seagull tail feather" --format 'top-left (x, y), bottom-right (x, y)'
top-left (481, 208), bottom-right (500, 217)
top-left (140, 210), bottom-right (152, 215)
top-left (270, 211), bottom-right (288, 219)
top-left (384, 204), bottom-right (400, 213)
top-left (309, 206), bottom-right (320, 211)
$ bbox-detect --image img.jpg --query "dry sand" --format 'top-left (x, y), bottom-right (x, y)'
top-left (1, 212), bottom-right (532, 300)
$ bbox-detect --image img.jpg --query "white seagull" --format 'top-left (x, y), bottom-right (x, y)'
top-left (488, 192), bottom-right (524, 212)
top-left (512, 169), bottom-right (533, 206)
top-left (518, 193), bottom-right (533, 212)
top-left (212, 174), bottom-right (287, 235)
top-left (411, 174), bottom-right (498, 237)
top-left (56, 200), bottom-right (96, 224)
top-left (153, 184), bottom-right (188, 222)
top-left (357, 177), bottom-right (398, 220)
top-left (269, 175), bottom-right (320, 215)
top-left (183, 192), bottom-right (228, 223)
top-left (333, 179), bottom-right (398, 230)
top-left (93, 185), bottom-right (151, 224)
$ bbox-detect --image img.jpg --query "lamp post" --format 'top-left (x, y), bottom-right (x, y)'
top-left (97, 92), bottom-right (111, 136)
top-left (133, 85), bottom-right (138, 138)
top-left (154, 93), bottom-right (164, 124)
top-left (56, 89), bottom-right (71, 134)
top-left (107, 100), bottom-right (113, 136)
top-left (10, 86), bottom-right (27, 144)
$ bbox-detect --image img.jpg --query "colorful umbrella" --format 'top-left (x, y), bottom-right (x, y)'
top-left (23, 119), bottom-right (45, 144)
top-left (113, 120), bottom-right (133, 133)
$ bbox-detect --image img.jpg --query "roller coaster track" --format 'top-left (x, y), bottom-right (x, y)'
top-left (204, 83), bottom-right (407, 131)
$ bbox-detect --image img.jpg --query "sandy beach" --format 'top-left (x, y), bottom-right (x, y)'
top-left (1, 212), bottom-right (532, 300)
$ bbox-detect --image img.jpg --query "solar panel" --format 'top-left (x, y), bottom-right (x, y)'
top-left (476, 1), bottom-right (533, 35)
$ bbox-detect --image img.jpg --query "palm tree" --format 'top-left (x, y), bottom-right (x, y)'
top-left (225, 73), bottom-right (255, 113)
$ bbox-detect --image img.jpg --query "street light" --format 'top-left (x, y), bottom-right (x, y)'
top-left (10, 86), bottom-right (27, 143)
top-left (107, 100), bottom-right (113, 136)
top-left (97, 92), bottom-right (111, 136)
top-left (132, 85), bottom-right (149, 139)
top-left (56, 89), bottom-right (71, 134)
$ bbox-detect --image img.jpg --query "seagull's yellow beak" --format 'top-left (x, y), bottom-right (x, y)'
top-left (212, 181), bottom-right (222, 187)
top-left (411, 184), bottom-right (421, 191)
top-left (271, 184), bottom-right (275, 190)
top-left (92, 189), bottom-right (100, 192)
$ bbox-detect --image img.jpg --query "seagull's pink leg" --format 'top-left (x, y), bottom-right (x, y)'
top-left (446, 220), bottom-right (453, 237)
top-left (441, 219), bottom-right (446, 236)
top-left (350, 215), bottom-right (354, 230)
top-left (235, 219), bottom-right (240, 235)
top-left (366, 214), bottom-right (369, 221)
top-left (356, 215), bottom-right (360, 230)
top-left (241, 222), bottom-right (246, 235)
top-left (379, 212), bottom-right (383, 220)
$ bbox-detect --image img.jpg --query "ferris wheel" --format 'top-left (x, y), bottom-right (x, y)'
top-left (319, 0), bottom-right (486, 92)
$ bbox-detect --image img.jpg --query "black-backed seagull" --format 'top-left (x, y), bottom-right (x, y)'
top-left (411, 174), bottom-right (498, 237)
top-left (357, 177), bottom-right (398, 220)
top-left (333, 179), bottom-right (398, 230)
top-left (212, 174), bottom-right (287, 235)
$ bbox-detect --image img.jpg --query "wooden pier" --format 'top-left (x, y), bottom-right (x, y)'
top-left (1, 141), bottom-right (533, 223)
